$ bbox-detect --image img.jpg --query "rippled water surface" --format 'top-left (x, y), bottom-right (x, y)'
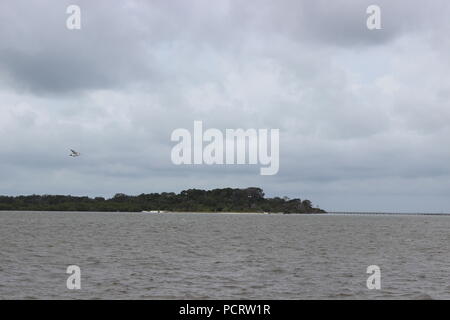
top-left (0, 211), bottom-right (449, 299)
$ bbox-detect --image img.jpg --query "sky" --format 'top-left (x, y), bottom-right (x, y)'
top-left (1, 0), bottom-right (450, 212)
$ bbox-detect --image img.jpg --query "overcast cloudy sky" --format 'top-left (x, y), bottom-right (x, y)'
top-left (1, 0), bottom-right (449, 212)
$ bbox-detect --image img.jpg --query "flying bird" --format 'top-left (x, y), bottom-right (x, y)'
top-left (69, 149), bottom-right (81, 157)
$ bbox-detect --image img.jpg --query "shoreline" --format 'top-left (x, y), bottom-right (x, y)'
top-left (0, 210), bottom-right (297, 215)
top-left (1, 210), bottom-right (449, 216)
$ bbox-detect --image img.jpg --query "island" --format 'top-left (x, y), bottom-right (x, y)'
top-left (0, 187), bottom-right (326, 214)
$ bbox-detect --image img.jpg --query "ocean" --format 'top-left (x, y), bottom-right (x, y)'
top-left (0, 211), bottom-right (449, 299)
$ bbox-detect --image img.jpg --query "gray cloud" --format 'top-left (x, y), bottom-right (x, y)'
top-left (1, 0), bottom-right (450, 212)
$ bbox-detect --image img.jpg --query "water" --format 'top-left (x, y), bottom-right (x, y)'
top-left (0, 211), bottom-right (449, 299)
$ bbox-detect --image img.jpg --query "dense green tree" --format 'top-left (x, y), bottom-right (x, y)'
top-left (0, 188), bottom-right (326, 214)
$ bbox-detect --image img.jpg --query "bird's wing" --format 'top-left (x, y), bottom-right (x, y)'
top-left (70, 149), bottom-right (76, 153)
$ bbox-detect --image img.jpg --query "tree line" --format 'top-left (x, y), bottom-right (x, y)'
top-left (0, 187), bottom-right (326, 214)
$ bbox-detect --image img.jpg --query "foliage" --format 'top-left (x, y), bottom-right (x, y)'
top-left (0, 188), bottom-right (326, 214)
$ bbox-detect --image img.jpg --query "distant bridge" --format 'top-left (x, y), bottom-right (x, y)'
top-left (326, 211), bottom-right (450, 216)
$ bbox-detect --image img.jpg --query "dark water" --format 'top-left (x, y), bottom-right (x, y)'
top-left (0, 211), bottom-right (449, 299)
